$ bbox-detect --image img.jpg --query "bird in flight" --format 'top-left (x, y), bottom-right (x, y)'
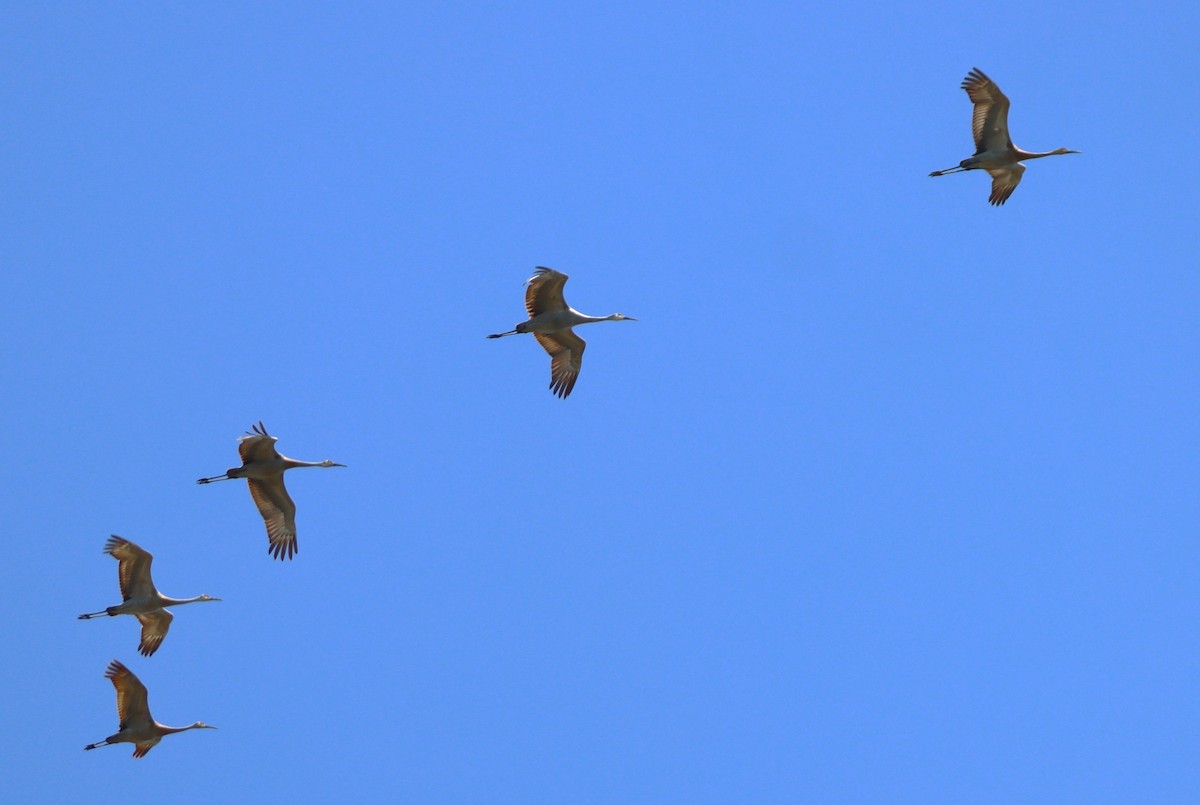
top-left (488, 267), bottom-right (635, 398)
top-left (84, 660), bottom-right (216, 758)
top-left (197, 422), bottom-right (345, 560)
top-left (930, 67), bottom-right (1078, 205)
top-left (78, 536), bottom-right (220, 656)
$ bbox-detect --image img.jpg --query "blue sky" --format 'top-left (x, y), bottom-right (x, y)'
top-left (2, 2), bottom-right (1198, 802)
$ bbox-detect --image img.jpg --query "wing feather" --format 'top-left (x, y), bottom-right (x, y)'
top-left (962, 68), bottom-right (1013, 153)
top-left (104, 535), bottom-right (156, 601)
top-left (526, 267), bottom-right (569, 318)
top-left (987, 164), bottom-right (1024, 205)
top-left (135, 609), bottom-right (173, 657)
top-left (534, 330), bottom-right (586, 399)
top-left (247, 477), bottom-right (298, 560)
top-left (238, 421), bottom-right (281, 464)
top-left (105, 660), bottom-right (151, 730)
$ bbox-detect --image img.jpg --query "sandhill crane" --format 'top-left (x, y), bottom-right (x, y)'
top-left (930, 67), bottom-right (1079, 205)
top-left (487, 267), bottom-right (635, 398)
top-left (197, 421), bottom-right (345, 560)
top-left (84, 660), bottom-right (215, 758)
top-left (78, 536), bottom-right (220, 657)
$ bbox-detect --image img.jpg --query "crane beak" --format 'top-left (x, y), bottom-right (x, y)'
top-left (333, 463), bottom-right (347, 467)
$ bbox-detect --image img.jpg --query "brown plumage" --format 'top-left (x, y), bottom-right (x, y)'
top-left (534, 330), bottom-right (586, 399)
top-left (487, 267), bottom-right (635, 399)
top-left (197, 422), bottom-right (346, 560)
top-left (84, 660), bottom-right (216, 758)
top-left (78, 536), bottom-right (220, 656)
top-left (930, 68), bottom-right (1079, 205)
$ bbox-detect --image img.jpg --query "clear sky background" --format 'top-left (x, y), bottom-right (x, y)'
top-left (2, 2), bottom-right (1197, 802)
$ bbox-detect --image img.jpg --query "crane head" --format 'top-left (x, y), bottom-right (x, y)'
top-left (609, 313), bottom-right (637, 322)
top-left (199, 594), bottom-right (222, 602)
top-left (1054, 148), bottom-right (1080, 155)
top-left (319, 460), bottom-right (347, 468)
top-left (191, 722), bottom-right (218, 730)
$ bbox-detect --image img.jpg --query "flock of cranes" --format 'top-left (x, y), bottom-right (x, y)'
top-left (80, 67), bottom-right (1077, 758)
top-left (80, 424), bottom-right (343, 757)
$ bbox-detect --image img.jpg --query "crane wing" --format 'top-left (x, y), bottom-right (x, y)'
top-left (526, 267), bottom-right (570, 318)
top-left (238, 421), bottom-right (282, 464)
top-left (105, 660), bottom-right (152, 731)
top-left (986, 164), bottom-right (1024, 206)
top-left (962, 68), bottom-right (1013, 154)
top-left (136, 609), bottom-right (173, 657)
top-left (534, 330), bottom-right (586, 399)
top-left (247, 477), bottom-right (299, 560)
top-left (104, 535), bottom-right (156, 602)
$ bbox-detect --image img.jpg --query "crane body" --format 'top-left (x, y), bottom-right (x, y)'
top-left (197, 422), bottom-right (345, 560)
top-left (930, 67), bottom-right (1078, 205)
top-left (84, 660), bottom-right (216, 758)
top-left (488, 267), bottom-right (635, 398)
top-left (78, 536), bottom-right (220, 657)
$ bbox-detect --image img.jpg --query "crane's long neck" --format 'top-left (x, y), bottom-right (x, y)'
top-left (159, 722), bottom-right (205, 736)
top-left (160, 595), bottom-right (212, 608)
top-left (576, 313), bottom-right (620, 325)
top-left (1015, 149), bottom-right (1063, 161)
top-left (282, 457), bottom-right (326, 469)
top-left (281, 457), bottom-right (345, 470)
